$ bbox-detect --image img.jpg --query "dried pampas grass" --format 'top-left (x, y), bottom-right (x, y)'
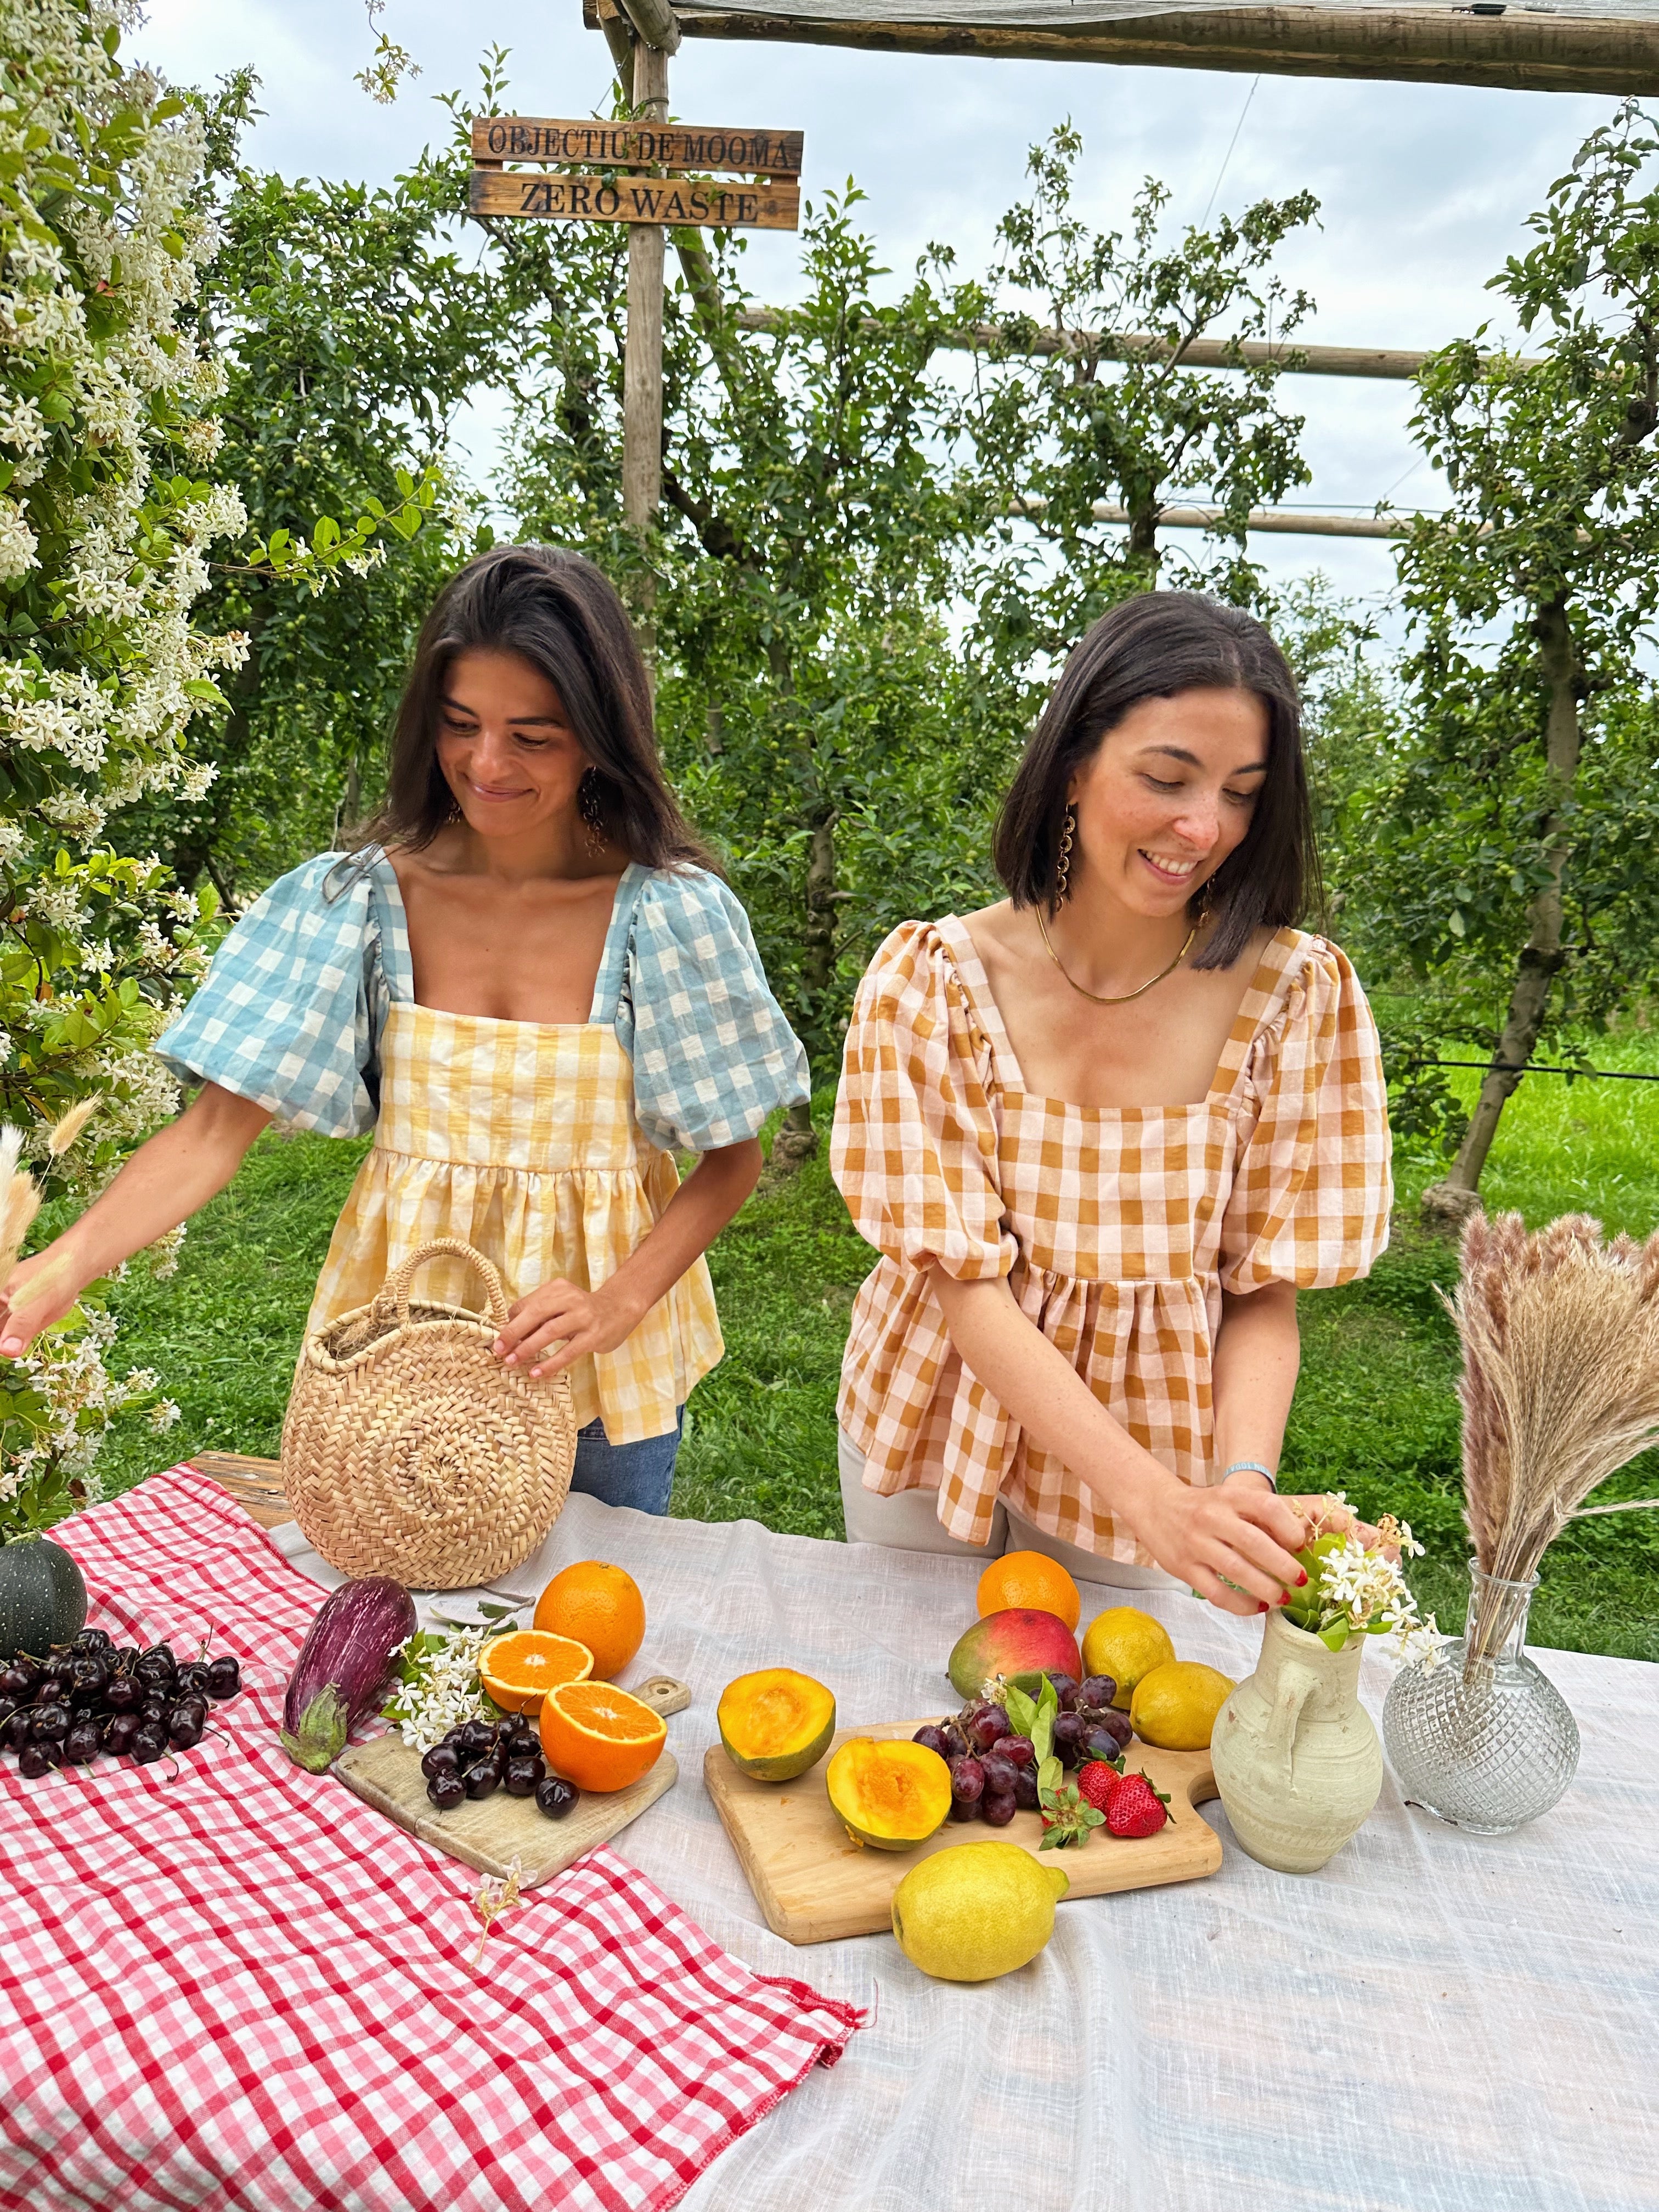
top-left (1448, 1211), bottom-right (1659, 1655)
top-left (0, 1097), bottom-right (101, 1288)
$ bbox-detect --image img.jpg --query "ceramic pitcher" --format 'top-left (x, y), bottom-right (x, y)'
top-left (1210, 1609), bottom-right (1383, 1874)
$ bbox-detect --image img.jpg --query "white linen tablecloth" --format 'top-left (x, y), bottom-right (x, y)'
top-left (278, 1499), bottom-right (1659, 2212)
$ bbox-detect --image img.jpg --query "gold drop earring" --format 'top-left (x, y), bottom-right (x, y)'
top-left (579, 769), bottom-right (607, 857)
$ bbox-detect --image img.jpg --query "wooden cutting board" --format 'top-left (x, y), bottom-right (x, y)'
top-left (334, 1674), bottom-right (691, 1889)
top-left (706, 1715), bottom-right (1221, 1945)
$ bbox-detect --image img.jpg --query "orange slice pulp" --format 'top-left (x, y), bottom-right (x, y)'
top-left (478, 1629), bottom-right (594, 1715)
top-left (538, 1679), bottom-right (668, 1793)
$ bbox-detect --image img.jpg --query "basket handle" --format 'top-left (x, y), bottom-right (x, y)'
top-left (374, 1238), bottom-right (511, 1332)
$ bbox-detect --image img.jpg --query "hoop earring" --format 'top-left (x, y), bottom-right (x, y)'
top-left (1053, 805), bottom-right (1075, 906)
top-left (579, 768), bottom-right (607, 856)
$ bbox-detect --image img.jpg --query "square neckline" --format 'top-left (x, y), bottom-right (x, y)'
top-left (936, 914), bottom-right (1306, 1115)
top-left (369, 854), bottom-right (647, 1032)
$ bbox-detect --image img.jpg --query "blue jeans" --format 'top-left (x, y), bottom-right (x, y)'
top-left (568, 1407), bottom-right (684, 1516)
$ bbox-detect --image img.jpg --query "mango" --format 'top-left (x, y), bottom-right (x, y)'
top-left (947, 1608), bottom-right (1082, 1701)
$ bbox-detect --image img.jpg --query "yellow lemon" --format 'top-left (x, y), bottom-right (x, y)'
top-left (1080, 1606), bottom-right (1176, 1711)
top-left (891, 1843), bottom-right (1070, 1982)
top-left (1130, 1660), bottom-right (1237, 1751)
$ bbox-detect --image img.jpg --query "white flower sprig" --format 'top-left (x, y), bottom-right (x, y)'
top-left (1286, 1493), bottom-right (1446, 1670)
top-left (382, 1624), bottom-right (502, 1754)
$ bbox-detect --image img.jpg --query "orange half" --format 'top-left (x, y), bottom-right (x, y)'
top-left (538, 1679), bottom-right (667, 1793)
top-left (478, 1630), bottom-right (594, 1716)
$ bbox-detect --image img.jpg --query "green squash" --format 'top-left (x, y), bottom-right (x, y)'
top-left (0, 1535), bottom-right (88, 1658)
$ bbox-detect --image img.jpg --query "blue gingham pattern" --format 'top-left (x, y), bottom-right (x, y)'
top-left (156, 853), bottom-right (808, 1152)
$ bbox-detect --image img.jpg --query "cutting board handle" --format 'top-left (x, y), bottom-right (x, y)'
top-left (633, 1674), bottom-right (691, 1718)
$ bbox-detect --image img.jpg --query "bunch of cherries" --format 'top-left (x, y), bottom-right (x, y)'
top-left (419, 1717), bottom-right (578, 1821)
top-left (913, 1671), bottom-right (1132, 1828)
top-left (0, 1628), bottom-right (242, 1779)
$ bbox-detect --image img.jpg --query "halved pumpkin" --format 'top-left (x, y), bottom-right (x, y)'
top-left (718, 1668), bottom-right (837, 1782)
top-left (826, 1737), bottom-right (952, 1852)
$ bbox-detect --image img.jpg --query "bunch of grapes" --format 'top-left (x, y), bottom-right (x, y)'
top-left (913, 1672), bottom-right (1132, 1828)
top-left (0, 1629), bottom-right (242, 1779)
top-left (419, 1718), bottom-right (578, 1821)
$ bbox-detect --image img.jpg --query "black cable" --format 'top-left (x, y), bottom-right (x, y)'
top-left (1409, 1059), bottom-right (1659, 1084)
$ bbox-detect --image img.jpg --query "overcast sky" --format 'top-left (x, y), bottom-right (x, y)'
top-left (140, 0), bottom-right (1620, 613)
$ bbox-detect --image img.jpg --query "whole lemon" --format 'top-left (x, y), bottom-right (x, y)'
top-left (1129, 1660), bottom-right (1237, 1750)
top-left (1080, 1607), bottom-right (1176, 1710)
top-left (891, 1843), bottom-right (1070, 1982)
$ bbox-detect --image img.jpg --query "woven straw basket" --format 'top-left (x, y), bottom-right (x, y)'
top-left (281, 1238), bottom-right (578, 1589)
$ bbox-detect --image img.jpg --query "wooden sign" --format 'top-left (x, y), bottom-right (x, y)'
top-left (472, 116), bottom-right (803, 178)
top-left (469, 167), bottom-right (800, 232)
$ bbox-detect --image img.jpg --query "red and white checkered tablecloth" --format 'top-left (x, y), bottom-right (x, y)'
top-left (0, 1468), bottom-right (862, 2212)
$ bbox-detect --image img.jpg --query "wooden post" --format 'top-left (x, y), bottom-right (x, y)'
top-left (622, 31), bottom-right (672, 652)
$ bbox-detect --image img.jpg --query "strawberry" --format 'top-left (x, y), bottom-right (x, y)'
top-left (1076, 1759), bottom-right (1122, 1814)
top-left (1106, 1771), bottom-right (1171, 1839)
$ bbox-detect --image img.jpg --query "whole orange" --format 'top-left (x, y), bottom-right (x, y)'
top-left (975, 1550), bottom-right (1082, 1632)
top-left (533, 1560), bottom-right (646, 1678)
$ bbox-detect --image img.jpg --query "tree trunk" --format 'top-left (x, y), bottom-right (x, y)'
top-left (1126, 497), bottom-right (1161, 583)
top-left (1421, 595), bottom-right (1581, 1230)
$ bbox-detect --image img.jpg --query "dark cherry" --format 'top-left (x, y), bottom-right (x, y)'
top-left (167, 1708), bottom-right (205, 1749)
top-left (104, 1677), bottom-right (143, 1714)
top-left (71, 1658), bottom-right (110, 1700)
top-left (428, 1772), bottom-right (466, 1810)
top-left (464, 1760), bottom-right (501, 1801)
top-left (503, 1757), bottom-right (543, 1798)
top-left (62, 1720), bottom-right (102, 1765)
top-left (139, 1697), bottom-right (170, 1727)
top-left (3, 1711), bottom-right (32, 1750)
top-left (174, 1663), bottom-right (212, 1698)
top-left (420, 1745), bottom-right (461, 1780)
top-left (536, 1775), bottom-right (578, 1820)
top-left (457, 1720), bottom-right (496, 1757)
top-left (0, 1698), bottom-right (13, 1730)
top-left (16, 1742), bottom-right (57, 1779)
top-left (103, 1714), bottom-right (140, 1757)
top-left (71, 1628), bottom-right (113, 1655)
top-left (31, 1703), bottom-right (70, 1741)
top-left (507, 1731), bottom-right (540, 1762)
top-left (205, 1657), bottom-right (241, 1701)
top-left (130, 1724), bottom-right (169, 1764)
top-left (0, 1664), bottom-right (33, 1701)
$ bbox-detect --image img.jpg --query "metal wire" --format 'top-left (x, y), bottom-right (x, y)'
top-left (1415, 1060), bottom-right (1659, 1084)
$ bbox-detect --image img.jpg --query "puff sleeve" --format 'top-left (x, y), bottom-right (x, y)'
top-left (1219, 938), bottom-right (1392, 1293)
top-left (154, 853), bottom-right (386, 1137)
top-left (622, 868), bottom-right (809, 1152)
top-left (831, 922), bottom-right (1015, 1283)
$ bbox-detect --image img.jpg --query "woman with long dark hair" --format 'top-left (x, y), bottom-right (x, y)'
top-left (2, 546), bottom-right (807, 1513)
top-left (831, 592), bottom-right (1392, 1610)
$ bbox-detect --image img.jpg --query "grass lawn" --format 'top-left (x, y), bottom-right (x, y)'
top-left (86, 1043), bottom-right (1659, 1663)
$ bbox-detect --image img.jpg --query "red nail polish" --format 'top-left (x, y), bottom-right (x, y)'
top-left (1256, 1601), bottom-right (1268, 1613)
top-left (1297, 1571), bottom-right (1309, 1587)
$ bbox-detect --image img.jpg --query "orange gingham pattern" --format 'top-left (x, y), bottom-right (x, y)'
top-left (309, 1001), bottom-right (721, 1446)
top-left (832, 919), bottom-right (1392, 1559)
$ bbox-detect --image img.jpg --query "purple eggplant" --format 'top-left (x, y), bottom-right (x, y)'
top-left (278, 1578), bottom-right (416, 1773)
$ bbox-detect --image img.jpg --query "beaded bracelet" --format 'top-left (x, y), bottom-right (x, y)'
top-left (1222, 1459), bottom-right (1278, 1491)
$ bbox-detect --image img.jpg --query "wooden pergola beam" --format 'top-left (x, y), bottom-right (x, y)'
top-left (1013, 495), bottom-right (1416, 538)
top-left (672, 5), bottom-right (1659, 97)
top-left (732, 305), bottom-right (1540, 380)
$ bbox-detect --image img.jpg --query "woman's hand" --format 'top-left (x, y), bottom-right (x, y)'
top-left (1131, 1471), bottom-right (1313, 1617)
top-left (0, 1242), bottom-right (91, 1358)
top-left (493, 1278), bottom-right (644, 1380)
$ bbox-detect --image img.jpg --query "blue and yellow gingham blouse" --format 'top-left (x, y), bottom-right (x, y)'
top-left (156, 851), bottom-right (809, 1153)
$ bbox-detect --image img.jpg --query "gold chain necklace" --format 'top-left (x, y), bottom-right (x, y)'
top-left (1035, 905), bottom-right (1198, 1006)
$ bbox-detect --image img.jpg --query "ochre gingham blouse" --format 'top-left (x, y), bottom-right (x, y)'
top-left (831, 918), bottom-right (1393, 1561)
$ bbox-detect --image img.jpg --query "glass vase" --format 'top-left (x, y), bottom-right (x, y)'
top-left (1381, 1562), bottom-right (1579, 1835)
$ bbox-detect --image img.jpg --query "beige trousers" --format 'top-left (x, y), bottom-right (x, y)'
top-left (837, 1430), bottom-right (1180, 1590)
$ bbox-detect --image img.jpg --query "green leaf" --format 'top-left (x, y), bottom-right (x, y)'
top-left (1003, 1681), bottom-right (1037, 1742)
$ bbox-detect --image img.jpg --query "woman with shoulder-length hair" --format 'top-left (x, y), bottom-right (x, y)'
top-left (2, 545), bottom-right (808, 1513)
top-left (830, 591), bottom-right (1392, 1612)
